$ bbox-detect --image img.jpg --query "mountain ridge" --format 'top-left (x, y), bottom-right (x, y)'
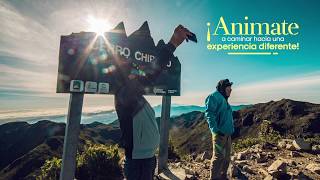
top-left (0, 99), bottom-right (319, 179)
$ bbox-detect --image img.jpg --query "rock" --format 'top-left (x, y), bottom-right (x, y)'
top-left (237, 150), bottom-right (249, 160)
top-left (256, 153), bottom-right (268, 163)
top-left (262, 142), bottom-right (276, 150)
top-left (174, 162), bottom-right (181, 167)
top-left (274, 172), bottom-right (291, 179)
top-left (290, 151), bottom-right (301, 157)
top-left (200, 151), bottom-right (210, 161)
top-left (264, 174), bottom-right (274, 180)
top-left (251, 144), bottom-right (263, 153)
top-left (231, 155), bottom-right (236, 161)
top-left (296, 171), bottom-right (312, 180)
top-left (312, 145), bottom-right (320, 152)
top-left (158, 167), bottom-right (187, 180)
top-left (266, 152), bottom-right (275, 159)
top-left (306, 163), bottom-right (320, 174)
top-left (267, 162), bottom-right (291, 180)
top-left (242, 165), bottom-right (255, 174)
top-left (204, 161), bottom-right (210, 169)
top-left (258, 168), bottom-right (269, 177)
top-left (278, 139), bottom-right (292, 149)
top-left (267, 159), bottom-right (287, 174)
top-left (191, 152), bottom-right (197, 160)
top-left (228, 163), bottom-right (241, 177)
top-left (292, 138), bottom-right (311, 151)
top-left (195, 156), bottom-right (201, 162)
top-left (260, 162), bottom-right (269, 167)
top-left (284, 159), bottom-right (297, 166)
top-left (234, 160), bottom-right (249, 167)
top-left (184, 167), bottom-right (194, 175)
top-left (248, 153), bottom-right (257, 160)
top-left (228, 163), bottom-right (248, 179)
top-left (285, 143), bottom-right (296, 151)
top-left (185, 174), bottom-right (196, 180)
top-left (278, 140), bottom-right (287, 149)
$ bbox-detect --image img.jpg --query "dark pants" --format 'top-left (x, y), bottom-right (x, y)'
top-left (210, 134), bottom-right (231, 180)
top-left (124, 156), bottom-right (157, 180)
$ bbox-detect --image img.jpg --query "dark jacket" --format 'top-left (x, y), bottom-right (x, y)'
top-left (115, 43), bottom-right (175, 159)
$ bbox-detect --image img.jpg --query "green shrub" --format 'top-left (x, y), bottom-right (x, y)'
top-left (77, 144), bottom-right (122, 179)
top-left (38, 157), bottom-right (61, 180)
top-left (233, 137), bottom-right (260, 152)
top-left (305, 136), bottom-right (320, 145)
top-left (168, 138), bottom-right (180, 160)
top-left (38, 144), bottom-right (122, 180)
top-left (233, 120), bottom-right (282, 152)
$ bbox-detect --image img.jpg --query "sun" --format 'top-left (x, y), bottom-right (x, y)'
top-left (86, 15), bottom-right (111, 35)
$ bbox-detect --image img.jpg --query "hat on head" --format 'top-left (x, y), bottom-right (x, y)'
top-left (216, 79), bottom-right (233, 88)
top-left (216, 79), bottom-right (233, 100)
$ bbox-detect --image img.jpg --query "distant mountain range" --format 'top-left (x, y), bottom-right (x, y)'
top-left (153, 104), bottom-right (250, 117)
top-left (1, 104), bottom-right (251, 125)
top-left (2, 99), bottom-right (318, 179)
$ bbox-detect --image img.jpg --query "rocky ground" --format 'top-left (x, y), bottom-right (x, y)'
top-left (157, 138), bottom-right (320, 180)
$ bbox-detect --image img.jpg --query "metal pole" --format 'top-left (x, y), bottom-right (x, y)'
top-left (60, 93), bottom-right (84, 180)
top-left (158, 95), bottom-right (171, 174)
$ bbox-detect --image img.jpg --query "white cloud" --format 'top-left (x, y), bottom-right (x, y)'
top-left (0, 105), bottom-right (114, 124)
top-left (0, 64), bottom-right (57, 94)
top-left (155, 72), bottom-right (320, 106)
top-left (0, 1), bottom-right (60, 98)
top-left (230, 72), bottom-right (320, 104)
top-left (0, 1), bottom-right (58, 64)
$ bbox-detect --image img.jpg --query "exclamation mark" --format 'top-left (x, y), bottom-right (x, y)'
top-left (207, 22), bottom-right (211, 42)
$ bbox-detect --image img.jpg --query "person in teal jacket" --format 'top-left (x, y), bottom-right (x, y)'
top-left (205, 79), bottom-right (234, 180)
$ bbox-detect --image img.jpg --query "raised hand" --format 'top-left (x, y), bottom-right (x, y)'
top-left (169, 25), bottom-right (193, 48)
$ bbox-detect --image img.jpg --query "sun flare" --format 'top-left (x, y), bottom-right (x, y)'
top-left (86, 15), bottom-right (111, 35)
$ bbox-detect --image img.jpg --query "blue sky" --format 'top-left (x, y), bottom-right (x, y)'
top-left (0, 0), bottom-right (319, 118)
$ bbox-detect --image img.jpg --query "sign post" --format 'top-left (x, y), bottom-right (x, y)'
top-left (59, 93), bottom-right (84, 180)
top-left (158, 95), bottom-right (171, 173)
top-left (57, 21), bottom-right (181, 179)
